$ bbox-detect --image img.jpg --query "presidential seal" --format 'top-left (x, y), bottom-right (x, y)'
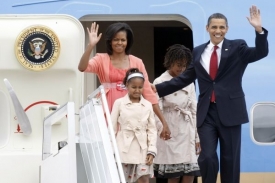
top-left (15, 25), bottom-right (60, 71)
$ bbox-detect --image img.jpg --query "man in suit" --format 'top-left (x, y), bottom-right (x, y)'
top-left (153, 5), bottom-right (268, 183)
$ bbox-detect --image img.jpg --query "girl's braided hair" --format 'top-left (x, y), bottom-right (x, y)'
top-left (163, 44), bottom-right (192, 69)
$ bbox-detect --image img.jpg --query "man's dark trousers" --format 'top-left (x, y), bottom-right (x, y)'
top-left (198, 103), bottom-right (241, 183)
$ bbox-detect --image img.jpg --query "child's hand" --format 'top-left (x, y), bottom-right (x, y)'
top-left (146, 154), bottom-right (154, 165)
top-left (196, 142), bottom-right (201, 155)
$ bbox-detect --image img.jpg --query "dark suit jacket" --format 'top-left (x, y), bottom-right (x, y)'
top-left (156, 28), bottom-right (268, 127)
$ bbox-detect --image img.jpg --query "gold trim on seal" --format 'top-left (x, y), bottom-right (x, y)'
top-left (15, 25), bottom-right (60, 71)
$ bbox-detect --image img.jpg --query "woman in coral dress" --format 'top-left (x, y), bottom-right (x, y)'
top-left (78, 22), bottom-right (171, 139)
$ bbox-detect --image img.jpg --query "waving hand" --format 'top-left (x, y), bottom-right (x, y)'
top-left (247, 5), bottom-right (263, 33)
top-left (87, 22), bottom-right (102, 47)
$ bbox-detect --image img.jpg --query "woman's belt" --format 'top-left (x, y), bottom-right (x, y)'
top-left (102, 82), bottom-right (127, 91)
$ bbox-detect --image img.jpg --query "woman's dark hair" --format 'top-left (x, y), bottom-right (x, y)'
top-left (163, 44), bottom-right (193, 69)
top-left (105, 22), bottom-right (134, 55)
top-left (123, 68), bottom-right (144, 85)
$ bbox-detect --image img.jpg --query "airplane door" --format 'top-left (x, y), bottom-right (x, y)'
top-left (0, 15), bottom-right (84, 183)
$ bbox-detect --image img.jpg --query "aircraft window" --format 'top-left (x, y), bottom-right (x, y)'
top-left (250, 102), bottom-right (275, 145)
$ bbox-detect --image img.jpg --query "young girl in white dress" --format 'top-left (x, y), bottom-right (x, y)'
top-left (153, 44), bottom-right (201, 183)
top-left (111, 68), bottom-right (157, 183)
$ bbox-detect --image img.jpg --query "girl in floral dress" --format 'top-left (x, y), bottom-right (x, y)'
top-left (111, 68), bottom-right (157, 183)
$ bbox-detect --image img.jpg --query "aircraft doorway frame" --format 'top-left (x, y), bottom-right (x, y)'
top-left (79, 14), bottom-right (195, 183)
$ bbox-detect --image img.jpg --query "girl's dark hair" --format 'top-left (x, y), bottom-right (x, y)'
top-left (163, 44), bottom-right (192, 69)
top-left (105, 22), bottom-right (134, 55)
top-left (123, 68), bottom-right (144, 85)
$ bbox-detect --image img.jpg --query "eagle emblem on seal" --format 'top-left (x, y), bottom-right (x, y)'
top-left (15, 25), bottom-right (60, 71)
top-left (28, 38), bottom-right (48, 59)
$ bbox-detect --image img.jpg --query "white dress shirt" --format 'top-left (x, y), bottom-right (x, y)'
top-left (200, 40), bottom-right (224, 74)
